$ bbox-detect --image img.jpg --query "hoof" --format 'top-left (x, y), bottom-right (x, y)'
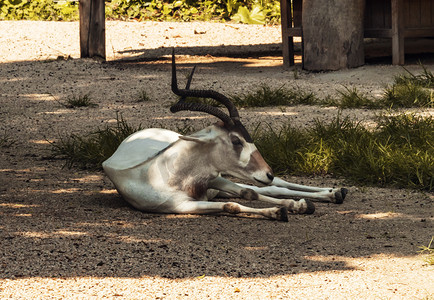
top-left (334, 188), bottom-right (348, 204)
top-left (303, 199), bottom-right (315, 214)
top-left (341, 188), bottom-right (348, 199)
top-left (277, 207), bottom-right (289, 222)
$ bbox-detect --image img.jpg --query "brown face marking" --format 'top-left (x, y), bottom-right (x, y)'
top-left (247, 150), bottom-right (272, 173)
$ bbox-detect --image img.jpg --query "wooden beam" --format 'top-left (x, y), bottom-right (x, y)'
top-left (364, 28), bottom-right (393, 38)
top-left (79, 0), bottom-right (106, 60)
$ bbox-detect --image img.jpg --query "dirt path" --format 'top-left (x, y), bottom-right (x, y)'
top-left (0, 21), bottom-right (433, 299)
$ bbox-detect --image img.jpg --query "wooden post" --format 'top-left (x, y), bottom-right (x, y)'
top-left (391, 0), bottom-right (404, 65)
top-left (302, 0), bottom-right (365, 71)
top-left (79, 0), bottom-right (106, 60)
top-left (280, 0), bottom-right (293, 66)
top-left (280, 0), bottom-right (303, 68)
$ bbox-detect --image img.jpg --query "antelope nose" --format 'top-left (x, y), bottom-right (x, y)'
top-left (266, 172), bottom-right (274, 182)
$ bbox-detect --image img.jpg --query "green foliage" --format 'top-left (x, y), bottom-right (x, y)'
top-left (0, 0), bottom-right (79, 21)
top-left (52, 114), bottom-right (142, 169)
top-left (105, 0), bottom-right (280, 23)
top-left (0, 0), bottom-right (280, 23)
top-left (105, 0), bottom-right (227, 21)
top-left (231, 0), bottom-right (280, 24)
top-left (252, 123), bottom-right (310, 175)
top-left (254, 113), bottom-right (434, 191)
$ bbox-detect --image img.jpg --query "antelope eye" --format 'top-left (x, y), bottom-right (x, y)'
top-left (231, 136), bottom-right (243, 147)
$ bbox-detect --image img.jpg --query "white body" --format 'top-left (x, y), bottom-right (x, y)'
top-left (103, 125), bottom-right (347, 221)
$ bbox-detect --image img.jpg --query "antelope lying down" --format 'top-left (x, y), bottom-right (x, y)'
top-left (103, 53), bottom-right (348, 222)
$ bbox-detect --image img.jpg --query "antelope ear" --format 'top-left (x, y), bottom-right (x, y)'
top-left (179, 134), bottom-right (214, 144)
top-left (179, 128), bottom-right (218, 143)
top-left (214, 121), bottom-right (225, 128)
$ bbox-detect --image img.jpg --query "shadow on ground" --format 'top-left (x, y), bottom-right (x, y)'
top-left (0, 159), bottom-right (432, 279)
top-left (0, 45), bottom-right (432, 280)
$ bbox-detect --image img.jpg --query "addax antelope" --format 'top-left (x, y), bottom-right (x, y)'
top-left (102, 51), bottom-right (348, 222)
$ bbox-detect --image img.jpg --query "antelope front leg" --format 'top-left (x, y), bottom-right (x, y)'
top-left (172, 200), bottom-right (289, 222)
top-left (237, 177), bottom-right (348, 204)
top-left (209, 177), bottom-right (315, 214)
top-left (273, 177), bottom-right (348, 203)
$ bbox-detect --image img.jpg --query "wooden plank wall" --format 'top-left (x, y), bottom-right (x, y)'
top-left (364, 0), bottom-right (391, 29)
top-left (365, 0), bottom-right (434, 29)
top-left (403, 0), bottom-right (434, 28)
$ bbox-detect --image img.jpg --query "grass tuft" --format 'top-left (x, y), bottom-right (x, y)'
top-left (376, 113), bottom-right (434, 149)
top-left (382, 82), bottom-right (433, 108)
top-left (419, 237), bottom-right (434, 265)
top-left (394, 65), bottom-right (434, 88)
top-left (137, 90), bottom-right (152, 102)
top-left (51, 115), bottom-right (142, 169)
top-left (324, 87), bottom-right (381, 109)
top-left (231, 84), bottom-right (319, 107)
top-left (232, 66), bottom-right (433, 110)
top-left (63, 94), bottom-right (98, 108)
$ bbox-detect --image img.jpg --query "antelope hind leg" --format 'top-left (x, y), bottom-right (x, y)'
top-left (209, 177), bottom-right (315, 214)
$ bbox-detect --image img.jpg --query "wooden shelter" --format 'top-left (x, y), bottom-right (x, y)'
top-left (281, 0), bottom-right (434, 68)
top-left (78, 0), bottom-right (434, 69)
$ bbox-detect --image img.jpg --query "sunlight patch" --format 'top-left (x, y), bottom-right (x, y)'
top-left (165, 214), bottom-right (200, 219)
top-left (244, 246), bottom-right (269, 251)
top-left (72, 174), bottom-right (104, 183)
top-left (152, 115), bottom-right (207, 120)
top-left (18, 230), bottom-right (87, 238)
top-left (100, 189), bottom-right (118, 194)
top-left (255, 111), bottom-right (298, 116)
top-left (0, 203), bottom-right (39, 208)
top-left (52, 188), bottom-right (81, 194)
top-left (13, 213), bottom-right (32, 217)
top-left (356, 212), bottom-right (403, 219)
top-left (30, 139), bottom-right (52, 145)
top-left (22, 93), bottom-right (54, 101)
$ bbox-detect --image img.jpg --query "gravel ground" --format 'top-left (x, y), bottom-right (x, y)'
top-left (0, 20), bottom-right (433, 299)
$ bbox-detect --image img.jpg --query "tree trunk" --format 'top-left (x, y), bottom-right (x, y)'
top-left (302, 0), bottom-right (365, 71)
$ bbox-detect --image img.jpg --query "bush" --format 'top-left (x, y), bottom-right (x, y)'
top-left (0, 0), bottom-right (281, 24)
top-left (254, 113), bottom-right (434, 191)
top-left (0, 0), bottom-right (79, 21)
